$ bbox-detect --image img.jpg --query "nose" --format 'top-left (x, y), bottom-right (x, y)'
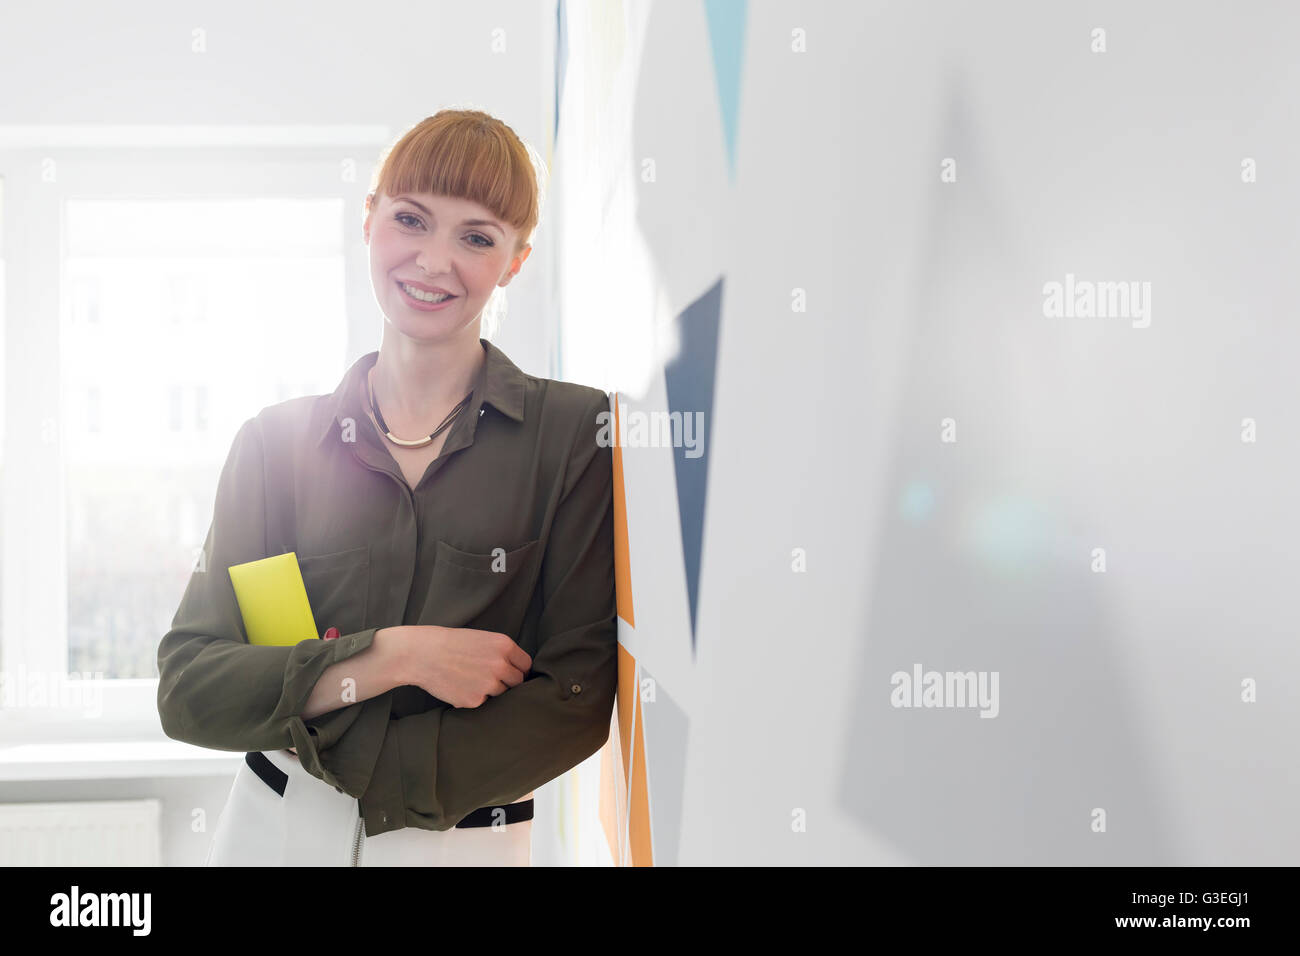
top-left (415, 229), bottom-right (456, 278)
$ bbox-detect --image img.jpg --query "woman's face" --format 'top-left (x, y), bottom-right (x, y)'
top-left (363, 189), bottom-right (530, 342)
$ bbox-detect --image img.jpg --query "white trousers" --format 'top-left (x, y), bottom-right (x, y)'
top-left (205, 747), bottom-right (533, 866)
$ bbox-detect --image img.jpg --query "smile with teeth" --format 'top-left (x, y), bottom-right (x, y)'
top-left (400, 282), bottom-right (455, 303)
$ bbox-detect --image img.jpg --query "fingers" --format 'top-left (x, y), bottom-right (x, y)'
top-left (504, 641), bottom-right (532, 673)
top-left (498, 664), bottom-right (527, 689)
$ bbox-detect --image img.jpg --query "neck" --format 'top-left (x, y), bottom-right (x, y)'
top-left (368, 328), bottom-right (486, 428)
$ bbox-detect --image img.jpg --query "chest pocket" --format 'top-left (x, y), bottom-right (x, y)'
top-left (423, 538), bottom-right (540, 635)
top-left (298, 545), bottom-right (370, 637)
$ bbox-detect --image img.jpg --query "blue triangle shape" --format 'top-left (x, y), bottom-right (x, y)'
top-left (703, 0), bottom-right (748, 181)
top-left (664, 277), bottom-right (724, 654)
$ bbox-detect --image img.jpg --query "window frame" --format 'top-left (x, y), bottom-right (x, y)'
top-left (0, 128), bottom-right (387, 743)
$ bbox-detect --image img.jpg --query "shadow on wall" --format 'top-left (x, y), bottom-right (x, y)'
top-left (838, 75), bottom-right (1178, 865)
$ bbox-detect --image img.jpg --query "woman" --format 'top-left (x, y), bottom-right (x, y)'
top-left (157, 110), bottom-right (618, 866)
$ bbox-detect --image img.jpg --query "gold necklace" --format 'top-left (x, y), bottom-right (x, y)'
top-left (366, 366), bottom-right (473, 449)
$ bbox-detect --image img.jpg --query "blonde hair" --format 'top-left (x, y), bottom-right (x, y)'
top-left (367, 110), bottom-right (545, 338)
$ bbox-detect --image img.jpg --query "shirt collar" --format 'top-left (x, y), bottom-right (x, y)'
top-left (314, 337), bottom-right (526, 448)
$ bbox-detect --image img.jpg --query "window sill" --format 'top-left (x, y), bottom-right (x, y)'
top-left (0, 739), bottom-right (242, 783)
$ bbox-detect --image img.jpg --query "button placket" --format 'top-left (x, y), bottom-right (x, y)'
top-left (344, 436), bottom-right (417, 626)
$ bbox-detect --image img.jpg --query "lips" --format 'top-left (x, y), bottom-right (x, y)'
top-left (397, 278), bottom-right (456, 296)
top-left (396, 279), bottom-right (458, 310)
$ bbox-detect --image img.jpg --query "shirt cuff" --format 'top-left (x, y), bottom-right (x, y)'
top-left (287, 627), bottom-right (393, 798)
top-left (358, 711), bottom-right (411, 837)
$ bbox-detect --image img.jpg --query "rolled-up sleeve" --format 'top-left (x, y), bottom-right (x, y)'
top-left (355, 390), bottom-right (619, 834)
top-left (156, 416), bottom-right (392, 798)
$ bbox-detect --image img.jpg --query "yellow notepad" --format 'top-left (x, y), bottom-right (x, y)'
top-left (227, 552), bottom-right (319, 646)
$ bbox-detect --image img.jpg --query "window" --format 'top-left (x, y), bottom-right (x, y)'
top-left (0, 136), bottom-right (383, 738)
top-left (62, 196), bottom-right (348, 681)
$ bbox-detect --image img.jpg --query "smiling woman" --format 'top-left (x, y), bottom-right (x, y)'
top-left (161, 108), bottom-right (617, 869)
top-left (361, 110), bottom-right (546, 342)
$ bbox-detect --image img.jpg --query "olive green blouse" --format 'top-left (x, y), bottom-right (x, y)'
top-left (156, 339), bottom-right (617, 837)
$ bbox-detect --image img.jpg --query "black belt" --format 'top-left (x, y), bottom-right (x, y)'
top-left (453, 800), bottom-right (534, 828)
top-left (244, 752), bottom-right (534, 828)
top-left (245, 750), bottom-right (288, 795)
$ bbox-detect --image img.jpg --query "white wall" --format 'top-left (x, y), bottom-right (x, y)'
top-left (557, 0), bottom-right (1300, 864)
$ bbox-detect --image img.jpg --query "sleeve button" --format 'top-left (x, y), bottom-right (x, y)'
top-left (570, 682), bottom-right (582, 694)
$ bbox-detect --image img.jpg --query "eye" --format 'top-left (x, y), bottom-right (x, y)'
top-left (395, 212), bottom-right (421, 228)
top-left (468, 234), bottom-right (494, 248)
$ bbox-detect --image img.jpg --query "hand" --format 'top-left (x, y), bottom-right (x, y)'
top-left (393, 624), bottom-right (532, 709)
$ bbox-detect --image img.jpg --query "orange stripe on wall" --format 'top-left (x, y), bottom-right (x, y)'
top-left (612, 391), bottom-right (635, 627)
top-left (615, 644), bottom-right (654, 867)
top-left (599, 643), bottom-right (640, 865)
top-left (629, 689), bottom-right (653, 866)
top-left (609, 643), bottom-right (656, 866)
top-left (616, 643), bottom-right (637, 788)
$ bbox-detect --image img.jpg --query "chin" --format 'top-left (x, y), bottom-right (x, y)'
top-left (385, 302), bottom-right (481, 340)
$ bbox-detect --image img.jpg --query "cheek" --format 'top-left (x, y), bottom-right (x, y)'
top-left (370, 229), bottom-right (408, 266)
top-left (376, 234), bottom-right (397, 261)
top-left (368, 236), bottom-right (388, 271)
top-left (465, 257), bottom-right (502, 290)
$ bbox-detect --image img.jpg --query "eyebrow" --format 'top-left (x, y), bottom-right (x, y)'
top-left (393, 196), bottom-right (504, 235)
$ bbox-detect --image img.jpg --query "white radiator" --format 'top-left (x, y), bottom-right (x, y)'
top-left (0, 800), bottom-right (161, 866)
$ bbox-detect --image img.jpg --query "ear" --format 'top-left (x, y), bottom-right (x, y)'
top-left (503, 244), bottom-right (532, 283)
top-left (362, 193), bottom-right (375, 243)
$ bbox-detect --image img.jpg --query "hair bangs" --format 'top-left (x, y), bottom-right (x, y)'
top-left (372, 111), bottom-right (540, 250)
